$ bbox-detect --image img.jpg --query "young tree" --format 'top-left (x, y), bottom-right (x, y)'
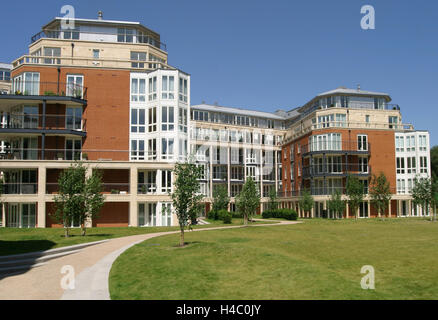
top-left (327, 190), bottom-right (345, 219)
top-left (369, 172), bottom-right (392, 218)
top-left (212, 185), bottom-right (230, 212)
top-left (299, 189), bottom-right (314, 218)
top-left (171, 161), bottom-right (203, 247)
top-left (236, 177), bottom-right (260, 226)
top-left (432, 178), bottom-right (438, 222)
top-left (53, 162), bottom-right (105, 237)
top-left (80, 169), bottom-right (105, 236)
top-left (53, 162), bottom-right (87, 238)
top-left (345, 175), bottom-right (365, 220)
top-left (412, 177), bottom-right (433, 220)
top-left (268, 187), bottom-right (278, 211)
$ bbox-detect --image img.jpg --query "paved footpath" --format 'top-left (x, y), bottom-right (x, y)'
top-left (0, 220), bottom-right (301, 300)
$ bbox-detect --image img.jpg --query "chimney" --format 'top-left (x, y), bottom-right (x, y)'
top-left (98, 11), bottom-right (103, 20)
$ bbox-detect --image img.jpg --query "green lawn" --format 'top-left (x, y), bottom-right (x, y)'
top-left (109, 218), bottom-right (438, 300)
top-left (0, 218), bottom-right (275, 256)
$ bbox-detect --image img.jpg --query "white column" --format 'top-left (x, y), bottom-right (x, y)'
top-left (2, 202), bottom-right (6, 227)
top-left (37, 166), bottom-right (46, 228)
top-left (367, 200), bottom-right (371, 218)
top-left (129, 167), bottom-right (138, 227)
top-left (84, 167), bottom-right (93, 228)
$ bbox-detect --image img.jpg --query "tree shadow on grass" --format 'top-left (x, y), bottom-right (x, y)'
top-left (0, 240), bottom-right (56, 280)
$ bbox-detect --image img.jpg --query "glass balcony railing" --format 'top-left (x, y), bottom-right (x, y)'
top-left (9, 81), bottom-right (87, 99)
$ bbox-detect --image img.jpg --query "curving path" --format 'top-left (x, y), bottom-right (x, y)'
top-left (0, 220), bottom-right (301, 300)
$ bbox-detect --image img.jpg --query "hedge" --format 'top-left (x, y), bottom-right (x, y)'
top-left (262, 209), bottom-right (298, 220)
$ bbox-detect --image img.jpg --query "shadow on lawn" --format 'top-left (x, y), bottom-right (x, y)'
top-left (0, 240), bottom-right (56, 280)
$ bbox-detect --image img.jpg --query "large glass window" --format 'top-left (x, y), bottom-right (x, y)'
top-left (396, 157), bottom-right (405, 174)
top-left (148, 107), bottom-right (157, 132)
top-left (162, 76), bottom-right (174, 99)
top-left (66, 139), bottom-right (81, 160)
top-left (161, 138), bottom-right (174, 160)
top-left (131, 52), bottom-right (147, 68)
top-left (310, 134), bottom-right (342, 152)
top-left (43, 47), bottom-right (61, 64)
top-left (179, 78), bottom-right (188, 103)
top-left (131, 78), bottom-right (146, 102)
top-left (148, 76), bottom-right (157, 101)
top-left (66, 107), bottom-right (82, 130)
top-left (178, 107), bottom-right (187, 133)
top-left (161, 171), bottom-right (172, 193)
top-left (161, 106), bottom-right (174, 131)
top-left (131, 139), bottom-right (145, 161)
top-left (148, 139), bottom-right (157, 160)
top-left (358, 135), bottom-right (368, 151)
top-left (131, 109), bottom-right (145, 133)
top-left (117, 28), bottom-right (134, 43)
top-left (66, 75), bottom-right (84, 98)
top-left (63, 27), bottom-right (80, 40)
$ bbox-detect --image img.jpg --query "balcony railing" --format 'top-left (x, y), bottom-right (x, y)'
top-left (0, 113), bottom-right (86, 131)
top-left (9, 81), bottom-right (87, 100)
top-left (30, 29), bottom-right (167, 51)
top-left (2, 183), bottom-right (38, 194)
top-left (302, 140), bottom-right (370, 154)
top-left (278, 187), bottom-right (370, 197)
top-left (302, 164), bottom-right (370, 177)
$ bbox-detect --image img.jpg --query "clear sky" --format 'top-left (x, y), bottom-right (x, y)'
top-left (1, 0), bottom-right (437, 145)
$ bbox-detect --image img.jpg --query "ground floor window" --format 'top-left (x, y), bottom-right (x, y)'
top-left (6, 203), bottom-right (36, 228)
top-left (359, 201), bottom-right (369, 218)
top-left (138, 202), bottom-right (172, 227)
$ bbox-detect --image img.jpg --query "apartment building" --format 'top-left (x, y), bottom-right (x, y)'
top-left (0, 63), bottom-right (11, 94)
top-left (0, 13), bottom-right (431, 228)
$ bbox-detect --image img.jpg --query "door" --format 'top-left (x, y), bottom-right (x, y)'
top-left (21, 204), bottom-right (36, 228)
top-left (7, 204), bottom-right (19, 227)
top-left (67, 75), bottom-right (84, 98)
top-left (22, 137), bottom-right (38, 160)
top-left (359, 202), bottom-right (369, 218)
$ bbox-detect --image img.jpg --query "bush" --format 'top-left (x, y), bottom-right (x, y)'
top-left (218, 209), bottom-right (232, 224)
top-left (208, 210), bottom-right (218, 220)
top-left (232, 211), bottom-right (242, 218)
top-left (262, 209), bottom-right (297, 221)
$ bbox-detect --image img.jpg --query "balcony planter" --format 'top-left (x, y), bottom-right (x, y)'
top-left (57, 153), bottom-right (64, 160)
top-left (111, 189), bottom-right (120, 194)
top-left (82, 153), bottom-right (88, 160)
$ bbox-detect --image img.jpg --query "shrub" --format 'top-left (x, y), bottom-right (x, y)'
top-left (208, 209), bottom-right (218, 220)
top-left (262, 209), bottom-right (297, 220)
top-left (218, 209), bottom-right (232, 224)
top-left (232, 211), bottom-right (242, 218)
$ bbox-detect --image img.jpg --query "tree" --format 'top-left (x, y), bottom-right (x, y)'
top-left (171, 161), bottom-right (203, 247)
top-left (327, 190), bottom-right (345, 219)
top-left (412, 177), bottom-right (433, 220)
top-left (369, 172), bottom-right (392, 218)
top-left (430, 146), bottom-right (438, 181)
top-left (432, 178), bottom-right (438, 222)
top-left (345, 175), bottom-right (365, 220)
top-left (80, 169), bottom-right (105, 236)
top-left (212, 185), bottom-right (230, 212)
top-left (53, 162), bottom-right (104, 237)
top-left (53, 162), bottom-right (87, 238)
top-left (299, 189), bottom-right (314, 218)
top-left (236, 177), bottom-right (260, 226)
top-left (268, 187), bottom-right (278, 211)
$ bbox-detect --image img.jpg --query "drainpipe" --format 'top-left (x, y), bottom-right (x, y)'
top-left (57, 67), bottom-right (61, 95)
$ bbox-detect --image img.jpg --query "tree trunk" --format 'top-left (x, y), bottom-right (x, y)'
top-left (180, 229), bottom-right (185, 247)
top-left (64, 227), bottom-right (69, 238)
top-left (378, 208), bottom-right (381, 218)
top-left (244, 214), bottom-right (248, 226)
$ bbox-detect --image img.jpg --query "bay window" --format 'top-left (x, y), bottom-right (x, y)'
top-left (161, 106), bottom-right (174, 131)
top-left (161, 138), bottom-right (174, 160)
top-left (162, 76), bottom-right (174, 99)
top-left (131, 108), bottom-right (146, 133)
top-left (131, 78), bottom-right (146, 101)
top-left (148, 76), bottom-right (157, 101)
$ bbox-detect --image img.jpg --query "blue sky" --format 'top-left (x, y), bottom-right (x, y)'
top-left (1, 0), bottom-right (437, 145)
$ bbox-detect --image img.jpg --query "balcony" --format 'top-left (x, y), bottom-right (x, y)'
top-left (278, 187), bottom-right (369, 197)
top-left (2, 183), bottom-right (38, 195)
top-left (138, 183), bottom-right (158, 195)
top-left (4, 81), bottom-right (87, 100)
top-left (0, 113), bottom-right (86, 134)
top-left (30, 29), bottom-right (167, 51)
top-left (302, 164), bottom-right (371, 178)
top-left (302, 140), bottom-right (370, 155)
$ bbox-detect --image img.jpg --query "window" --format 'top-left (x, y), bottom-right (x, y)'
top-left (148, 107), bottom-right (157, 132)
top-left (66, 75), bottom-right (83, 98)
top-left (359, 157), bottom-right (368, 173)
top-left (407, 157), bottom-right (416, 174)
top-left (420, 157), bottom-right (428, 173)
top-left (148, 139), bottom-right (157, 160)
top-left (148, 76), bottom-right (157, 101)
top-left (310, 134), bottom-right (342, 152)
top-left (63, 27), bottom-right (80, 40)
top-left (131, 109), bottom-right (145, 133)
top-left (396, 136), bottom-right (405, 152)
top-left (419, 135), bottom-right (427, 151)
top-left (131, 52), bottom-right (146, 68)
top-left (396, 157), bottom-right (405, 174)
top-left (149, 54), bottom-right (165, 69)
top-left (131, 78), bottom-right (146, 102)
top-left (161, 106), bottom-right (174, 131)
top-left (406, 136), bottom-right (416, 152)
top-left (0, 71), bottom-right (10, 81)
top-left (161, 170), bottom-right (172, 193)
top-left (179, 78), bottom-right (188, 103)
top-left (335, 114), bottom-right (347, 127)
top-left (179, 138), bottom-right (187, 161)
top-left (131, 139), bottom-right (145, 161)
top-left (66, 107), bottom-right (82, 130)
top-left (178, 107), bottom-right (187, 133)
top-left (365, 115), bottom-right (370, 124)
top-left (161, 138), bottom-right (174, 160)
top-left (43, 47), bottom-right (61, 64)
top-left (397, 179), bottom-right (406, 194)
top-left (340, 96), bottom-right (349, 108)
top-left (117, 28), bottom-right (134, 43)
top-left (162, 76), bottom-right (175, 99)
top-left (358, 135), bottom-right (368, 151)
top-left (93, 49), bottom-right (100, 59)
top-left (66, 139), bottom-right (82, 160)
top-left (389, 116), bottom-right (398, 129)
top-left (161, 203), bottom-right (172, 226)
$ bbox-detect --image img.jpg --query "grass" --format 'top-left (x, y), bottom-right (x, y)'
top-left (0, 217), bottom-right (276, 256)
top-left (109, 218), bottom-right (438, 300)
